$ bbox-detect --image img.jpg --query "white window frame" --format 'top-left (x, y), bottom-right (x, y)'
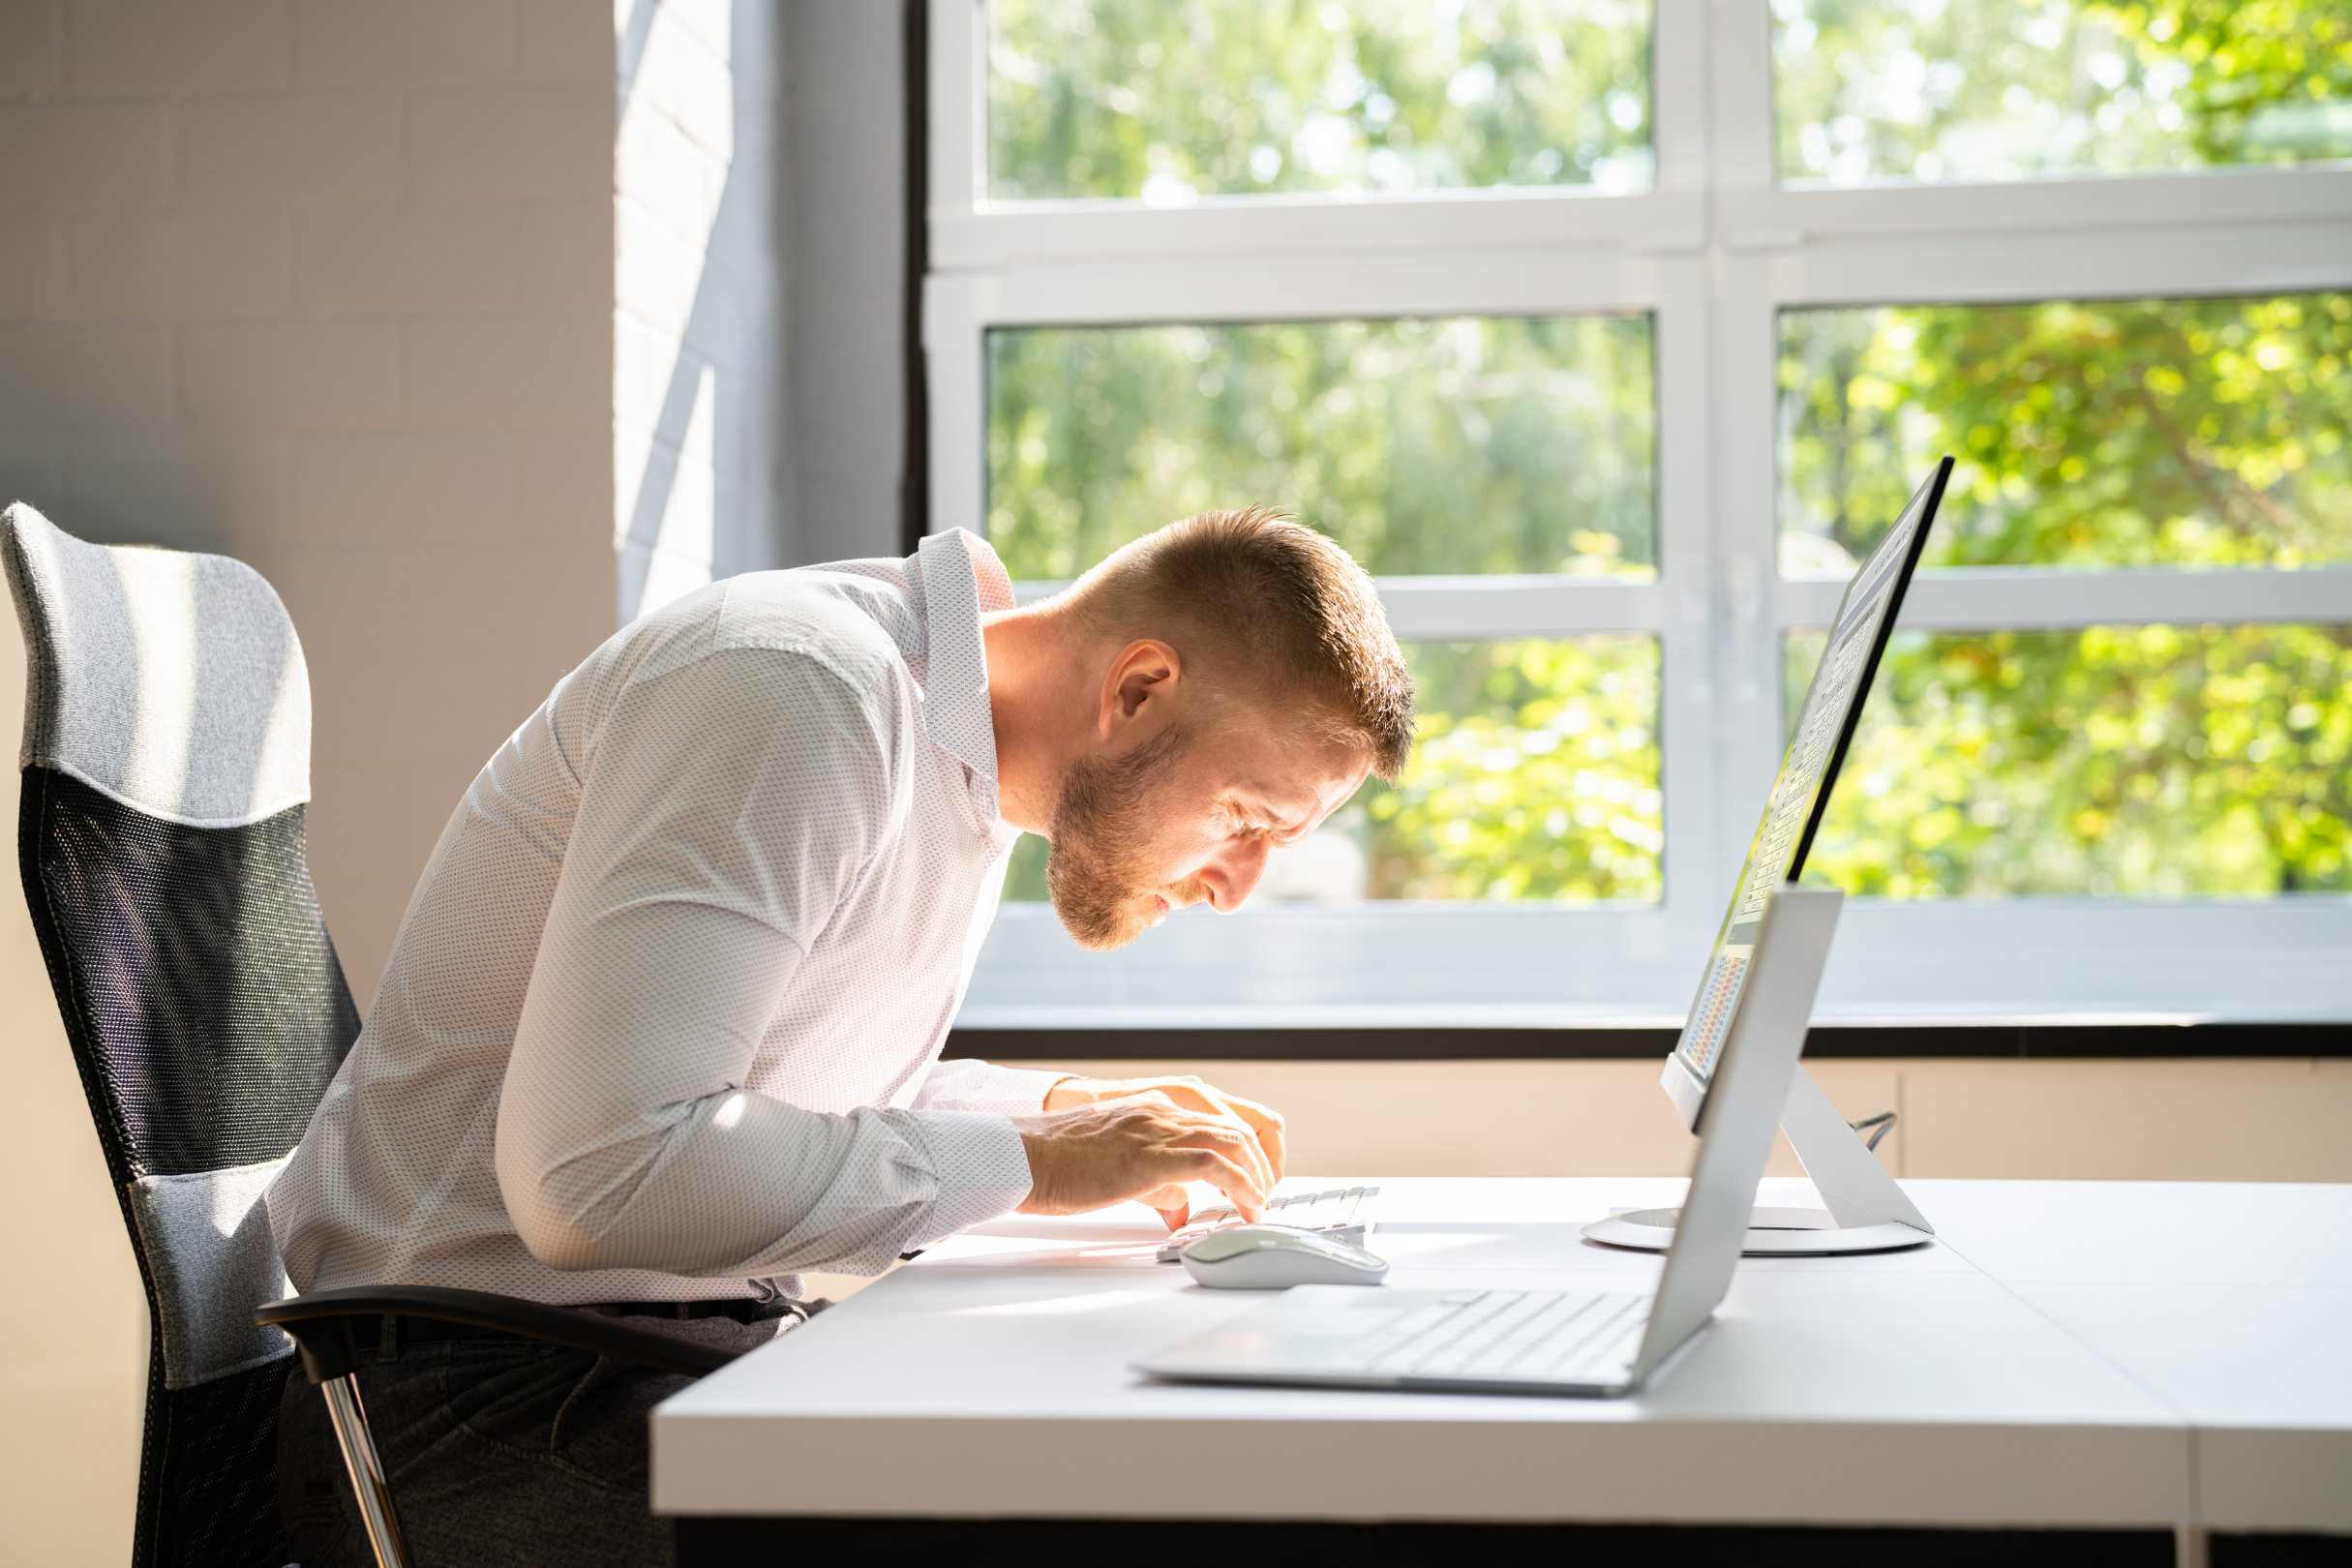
top-left (928, 0), bottom-right (2352, 1029)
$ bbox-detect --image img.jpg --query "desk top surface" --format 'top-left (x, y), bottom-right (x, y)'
top-left (651, 1177), bottom-right (2352, 1529)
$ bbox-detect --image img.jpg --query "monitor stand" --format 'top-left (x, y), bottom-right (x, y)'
top-left (1590, 1065), bottom-right (1938, 1253)
top-left (1582, 889), bottom-right (1936, 1256)
top-left (1584, 1068), bottom-right (1935, 1254)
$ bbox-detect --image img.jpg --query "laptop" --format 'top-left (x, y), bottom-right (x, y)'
top-left (1132, 457), bottom-right (1953, 1398)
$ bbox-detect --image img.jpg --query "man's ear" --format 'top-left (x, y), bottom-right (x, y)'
top-left (1098, 640), bottom-right (1182, 739)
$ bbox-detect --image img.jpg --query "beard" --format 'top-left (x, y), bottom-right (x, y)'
top-left (1045, 724), bottom-right (1191, 951)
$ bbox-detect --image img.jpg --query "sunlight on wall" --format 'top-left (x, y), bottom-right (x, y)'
top-left (616, 0), bottom-right (732, 622)
top-left (641, 364), bottom-right (718, 616)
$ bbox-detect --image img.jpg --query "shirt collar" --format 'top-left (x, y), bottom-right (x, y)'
top-left (910, 528), bottom-right (1013, 826)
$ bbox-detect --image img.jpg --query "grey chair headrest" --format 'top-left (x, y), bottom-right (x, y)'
top-left (2, 501), bottom-right (310, 827)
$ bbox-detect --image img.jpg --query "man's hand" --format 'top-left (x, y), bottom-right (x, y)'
top-left (1010, 1093), bottom-right (1273, 1232)
top-left (1040, 1073), bottom-right (1286, 1230)
top-left (1043, 1073), bottom-right (1286, 1176)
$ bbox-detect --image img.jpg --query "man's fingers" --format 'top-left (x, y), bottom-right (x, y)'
top-left (1140, 1081), bottom-right (1218, 1116)
top-left (1158, 1078), bottom-right (1287, 1187)
top-left (1190, 1158), bottom-right (1265, 1220)
top-left (1214, 1092), bottom-right (1288, 1183)
top-left (1133, 1182), bottom-right (1192, 1230)
top-left (1158, 1106), bottom-right (1272, 1199)
top-left (1158, 1141), bottom-right (1267, 1218)
top-left (1079, 1076), bottom-right (1290, 1190)
top-left (1018, 1092), bottom-right (1282, 1223)
top-left (1140, 1122), bottom-right (1266, 1201)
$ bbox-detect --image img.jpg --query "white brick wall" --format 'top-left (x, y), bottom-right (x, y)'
top-left (0, 0), bottom-right (618, 1011)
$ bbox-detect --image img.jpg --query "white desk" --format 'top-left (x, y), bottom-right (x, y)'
top-left (652, 1178), bottom-right (2351, 1541)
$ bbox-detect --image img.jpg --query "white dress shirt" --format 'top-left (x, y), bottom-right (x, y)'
top-left (269, 530), bottom-right (1057, 1305)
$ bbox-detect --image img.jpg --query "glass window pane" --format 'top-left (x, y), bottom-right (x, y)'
top-left (987, 316), bottom-right (1656, 580)
top-left (1774, 0), bottom-right (2352, 186)
top-left (1783, 624), bottom-right (2352, 898)
top-left (1003, 635), bottom-right (1663, 904)
top-left (1778, 293), bottom-right (2352, 574)
top-left (987, 0), bottom-right (1654, 202)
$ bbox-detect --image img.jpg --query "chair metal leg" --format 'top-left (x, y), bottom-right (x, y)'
top-left (320, 1372), bottom-right (412, 1568)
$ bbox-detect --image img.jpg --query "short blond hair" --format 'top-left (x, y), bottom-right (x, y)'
top-left (1064, 508), bottom-right (1414, 780)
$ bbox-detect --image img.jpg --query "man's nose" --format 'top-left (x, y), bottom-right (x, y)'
top-left (1202, 838), bottom-right (1271, 913)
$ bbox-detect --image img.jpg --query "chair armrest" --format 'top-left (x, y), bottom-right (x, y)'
top-left (256, 1284), bottom-right (748, 1384)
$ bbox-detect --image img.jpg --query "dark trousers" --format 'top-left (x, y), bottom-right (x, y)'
top-left (278, 1314), bottom-right (782, 1568)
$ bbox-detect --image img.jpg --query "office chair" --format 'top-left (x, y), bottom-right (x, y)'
top-left (3, 502), bottom-right (746, 1568)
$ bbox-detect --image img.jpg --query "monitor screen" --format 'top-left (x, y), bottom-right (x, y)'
top-left (1665, 457), bottom-right (1953, 1115)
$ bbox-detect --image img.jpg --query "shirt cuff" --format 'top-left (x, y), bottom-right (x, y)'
top-left (910, 1109), bottom-right (1035, 1246)
top-left (927, 1063), bottom-right (1071, 1115)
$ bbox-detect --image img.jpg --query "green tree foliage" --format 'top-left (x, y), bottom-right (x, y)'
top-left (988, 0), bottom-right (1652, 200)
top-left (1781, 293), bottom-right (2352, 571)
top-left (1793, 624), bottom-right (2352, 897)
top-left (987, 316), bottom-right (1655, 579)
top-left (2105, 0), bottom-right (2352, 163)
top-left (1363, 638), bottom-right (1661, 900)
top-left (1775, 0), bottom-right (2352, 184)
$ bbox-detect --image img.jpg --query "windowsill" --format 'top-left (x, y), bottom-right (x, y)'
top-left (963, 899), bottom-right (2352, 1028)
top-left (944, 1019), bottom-right (2352, 1062)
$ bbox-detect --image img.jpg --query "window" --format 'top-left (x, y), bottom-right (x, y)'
top-left (987, 0), bottom-right (1656, 199)
top-left (925, 2), bottom-right (2352, 1028)
top-left (1774, 0), bottom-right (2352, 186)
top-left (1789, 621), bottom-right (2352, 900)
top-left (985, 315), bottom-right (1658, 581)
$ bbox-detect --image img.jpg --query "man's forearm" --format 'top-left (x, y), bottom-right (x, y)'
top-left (497, 1088), bottom-right (1032, 1278)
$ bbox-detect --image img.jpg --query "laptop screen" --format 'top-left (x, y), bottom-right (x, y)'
top-left (1668, 457), bottom-right (1954, 1097)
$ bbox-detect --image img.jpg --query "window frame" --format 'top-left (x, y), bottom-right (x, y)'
top-left (925, 0), bottom-right (2352, 1030)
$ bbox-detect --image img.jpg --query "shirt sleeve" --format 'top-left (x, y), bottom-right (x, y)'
top-left (915, 1057), bottom-right (1070, 1116)
top-left (494, 648), bottom-right (1034, 1281)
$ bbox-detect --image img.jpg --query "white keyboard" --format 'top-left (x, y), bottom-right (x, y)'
top-left (1156, 1185), bottom-right (1379, 1263)
top-left (1322, 1288), bottom-right (1647, 1385)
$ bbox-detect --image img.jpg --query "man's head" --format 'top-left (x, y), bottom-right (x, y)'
top-left (993, 508), bottom-right (1414, 951)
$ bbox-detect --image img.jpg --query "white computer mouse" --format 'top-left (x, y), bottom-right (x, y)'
top-left (1179, 1224), bottom-right (1390, 1289)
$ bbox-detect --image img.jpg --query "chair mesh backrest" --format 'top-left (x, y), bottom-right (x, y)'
top-left (4, 501), bottom-right (359, 1568)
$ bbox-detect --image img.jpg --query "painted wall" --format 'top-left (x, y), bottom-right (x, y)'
top-left (997, 1057), bottom-right (2352, 1186)
top-left (778, 0), bottom-right (911, 567)
top-left (0, 616), bottom-right (144, 1568)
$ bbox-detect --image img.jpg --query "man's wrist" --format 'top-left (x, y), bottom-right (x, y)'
top-left (906, 1109), bottom-right (1036, 1243)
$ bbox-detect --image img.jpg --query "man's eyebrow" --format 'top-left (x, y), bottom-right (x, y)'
top-left (1233, 790), bottom-right (1323, 837)
top-left (1221, 793), bottom-right (1303, 832)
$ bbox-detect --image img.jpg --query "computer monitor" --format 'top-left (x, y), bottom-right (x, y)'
top-left (1661, 456), bottom-right (1954, 1131)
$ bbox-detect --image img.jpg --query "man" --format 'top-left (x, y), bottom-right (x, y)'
top-left (269, 507), bottom-right (1415, 1564)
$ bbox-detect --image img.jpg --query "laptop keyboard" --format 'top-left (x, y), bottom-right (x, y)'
top-left (1322, 1288), bottom-right (1648, 1384)
top-left (1156, 1185), bottom-right (1379, 1263)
